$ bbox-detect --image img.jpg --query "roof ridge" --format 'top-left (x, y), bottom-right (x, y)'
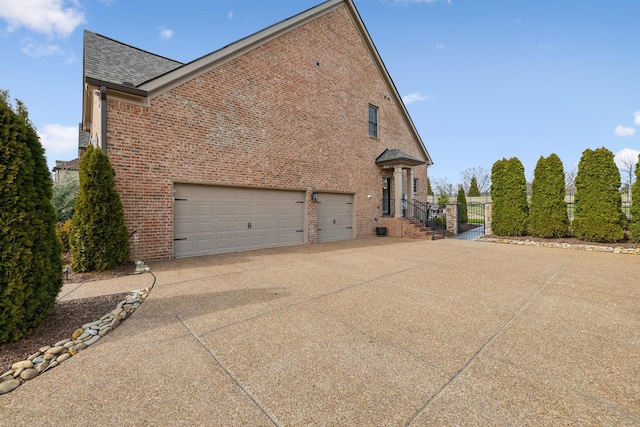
top-left (83, 30), bottom-right (184, 66)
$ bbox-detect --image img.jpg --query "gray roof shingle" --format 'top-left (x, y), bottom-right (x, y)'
top-left (84, 30), bottom-right (183, 87)
top-left (375, 148), bottom-right (426, 166)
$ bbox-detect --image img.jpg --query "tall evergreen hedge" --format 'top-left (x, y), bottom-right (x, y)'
top-left (491, 157), bottom-right (528, 236)
top-left (468, 177), bottom-right (481, 197)
top-left (626, 153), bottom-right (640, 240)
top-left (0, 91), bottom-right (62, 344)
top-left (573, 147), bottom-right (625, 242)
top-left (71, 145), bottom-right (130, 272)
top-left (457, 186), bottom-right (468, 223)
top-left (529, 154), bottom-right (569, 238)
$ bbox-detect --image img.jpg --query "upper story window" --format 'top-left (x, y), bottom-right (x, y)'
top-left (413, 178), bottom-right (419, 194)
top-left (368, 104), bottom-right (378, 138)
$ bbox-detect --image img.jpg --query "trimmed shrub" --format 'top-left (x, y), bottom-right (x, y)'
top-left (437, 193), bottom-right (449, 208)
top-left (529, 154), bottom-right (569, 238)
top-left (71, 145), bottom-right (130, 272)
top-left (573, 147), bottom-right (625, 242)
top-left (468, 177), bottom-right (481, 197)
top-left (52, 174), bottom-right (78, 222)
top-left (626, 153), bottom-right (640, 240)
top-left (0, 91), bottom-right (62, 344)
top-left (491, 157), bottom-right (528, 236)
top-left (427, 178), bottom-right (434, 196)
top-left (56, 219), bottom-right (73, 252)
top-left (457, 186), bottom-right (468, 223)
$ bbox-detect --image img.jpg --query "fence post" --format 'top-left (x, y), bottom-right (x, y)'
top-left (484, 203), bottom-right (492, 236)
top-left (446, 203), bottom-right (460, 235)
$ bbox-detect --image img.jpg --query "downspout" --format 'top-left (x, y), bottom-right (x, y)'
top-left (100, 85), bottom-right (107, 154)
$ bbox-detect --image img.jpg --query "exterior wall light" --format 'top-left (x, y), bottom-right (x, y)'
top-left (311, 191), bottom-right (318, 202)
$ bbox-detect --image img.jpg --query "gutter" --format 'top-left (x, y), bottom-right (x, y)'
top-left (100, 85), bottom-right (107, 154)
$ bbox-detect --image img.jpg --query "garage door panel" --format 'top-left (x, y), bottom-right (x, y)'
top-left (317, 193), bottom-right (354, 243)
top-left (174, 184), bottom-right (304, 257)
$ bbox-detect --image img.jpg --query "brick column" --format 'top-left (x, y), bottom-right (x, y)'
top-left (484, 203), bottom-right (492, 236)
top-left (446, 203), bottom-right (460, 235)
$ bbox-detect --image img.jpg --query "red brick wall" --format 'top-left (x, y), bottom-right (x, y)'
top-left (106, 5), bottom-right (428, 260)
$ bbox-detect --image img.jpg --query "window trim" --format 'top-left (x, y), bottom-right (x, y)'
top-left (368, 104), bottom-right (378, 138)
top-left (413, 178), bottom-right (419, 194)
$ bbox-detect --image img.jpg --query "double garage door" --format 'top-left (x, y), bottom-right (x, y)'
top-left (174, 184), bottom-right (305, 258)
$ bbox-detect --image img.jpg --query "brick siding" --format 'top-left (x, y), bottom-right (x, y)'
top-left (105, 5), bottom-right (428, 260)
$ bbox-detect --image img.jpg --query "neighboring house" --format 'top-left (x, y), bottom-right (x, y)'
top-left (81, 0), bottom-right (433, 260)
top-left (52, 157), bottom-right (80, 183)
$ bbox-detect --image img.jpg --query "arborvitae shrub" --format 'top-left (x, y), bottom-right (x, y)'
top-left (625, 153), bottom-right (640, 240)
top-left (491, 157), bottom-right (528, 236)
top-left (468, 177), bottom-right (481, 197)
top-left (529, 154), bottom-right (569, 238)
top-left (573, 147), bottom-right (625, 242)
top-left (427, 178), bottom-right (434, 196)
top-left (71, 145), bottom-right (130, 272)
top-left (52, 174), bottom-right (78, 222)
top-left (56, 219), bottom-right (73, 252)
top-left (457, 186), bottom-right (468, 223)
top-left (0, 91), bottom-right (62, 344)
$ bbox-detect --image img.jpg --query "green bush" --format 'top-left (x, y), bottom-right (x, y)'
top-left (52, 174), bottom-right (78, 222)
top-left (625, 153), bottom-right (640, 240)
top-left (56, 219), bottom-right (73, 252)
top-left (573, 148), bottom-right (625, 242)
top-left (529, 154), bottom-right (569, 238)
top-left (457, 186), bottom-right (468, 223)
top-left (491, 157), bottom-right (528, 236)
top-left (0, 91), bottom-right (62, 344)
top-left (71, 145), bottom-right (130, 272)
top-left (437, 193), bottom-right (449, 208)
top-left (468, 177), bottom-right (481, 197)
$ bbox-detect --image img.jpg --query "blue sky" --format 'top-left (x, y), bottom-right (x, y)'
top-left (1, 0), bottom-right (638, 187)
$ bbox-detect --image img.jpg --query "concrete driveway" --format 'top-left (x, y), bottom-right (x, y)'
top-left (3, 238), bottom-right (640, 426)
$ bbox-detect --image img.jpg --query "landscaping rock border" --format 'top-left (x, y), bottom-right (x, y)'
top-left (0, 284), bottom-right (152, 395)
top-left (478, 237), bottom-right (640, 255)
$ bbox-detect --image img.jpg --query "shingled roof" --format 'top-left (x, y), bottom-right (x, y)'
top-left (83, 30), bottom-right (183, 87)
top-left (375, 149), bottom-right (426, 167)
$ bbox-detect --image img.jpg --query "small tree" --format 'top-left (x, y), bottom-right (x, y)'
top-left (457, 186), bottom-right (468, 223)
top-left (573, 147), bottom-right (625, 242)
top-left (71, 145), bottom-right (130, 272)
top-left (627, 153), bottom-right (640, 241)
top-left (437, 193), bottom-right (449, 208)
top-left (426, 178), bottom-right (434, 196)
top-left (0, 91), bottom-right (62, 344)
top-left (529, 154), bottom-right (569, 238)
top-left (491, 157), bottom-right (528, 236)
top-left (52, 174), bottom-right (79, 222)
top-left (468, 177), bottom-right (481, 197)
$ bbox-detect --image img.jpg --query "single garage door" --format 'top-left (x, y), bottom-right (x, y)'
top-left (317, 193), bottom-right (354, 243)
top-left (173, 184), bottom-right (305, 258)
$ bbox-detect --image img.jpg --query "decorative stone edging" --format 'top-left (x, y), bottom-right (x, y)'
top-left (478, 237), bottom-right (640, 255)
top-left (0, 267), bottom-right (154, 395)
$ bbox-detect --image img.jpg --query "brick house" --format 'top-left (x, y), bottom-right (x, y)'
top-left (81, 0), bottom-right (433, 260)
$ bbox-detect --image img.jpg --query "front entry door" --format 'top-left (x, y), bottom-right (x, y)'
top-left (382, 177), bottom-right (391, 215)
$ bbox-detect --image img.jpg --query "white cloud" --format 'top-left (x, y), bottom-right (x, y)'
top-left (403, 92), bottom-right (432, 104)
top-left (634, 111), bottom-right (640, 126)
top-left (614, 125), bottom-right (636, 137)
top-left (159, 27), bottom-right (173, 40)
top-left (228, 11), bottom-right (234, 20)
top-left (393, 0), bottom-right (450, 4)
top-left (0, 0), bottom-right (85, 38)
top-left (21, 38), bottom-right (63, 57)
top-left (435, 43), bottom-right (446, 50)
top-left (614, 148), bottom-right (640, 168)
top-left (38, 124), bottom-right (77, 161)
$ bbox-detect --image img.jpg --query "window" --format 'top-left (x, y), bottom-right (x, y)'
top-left (413, 178), bottom-right (419, 194)
top-left (368, 104), bottom-right (378, 138)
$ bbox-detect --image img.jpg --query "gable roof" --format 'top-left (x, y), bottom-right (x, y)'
top-left (83, 0), bottom-right (433, 165)
top-left (375, 149), bottom-right (426, 167)
top-left (83, 30), bottom-right (183, 87)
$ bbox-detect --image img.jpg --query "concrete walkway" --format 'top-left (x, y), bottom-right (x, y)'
top-left (3, 238), bottom-right (639, 426)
